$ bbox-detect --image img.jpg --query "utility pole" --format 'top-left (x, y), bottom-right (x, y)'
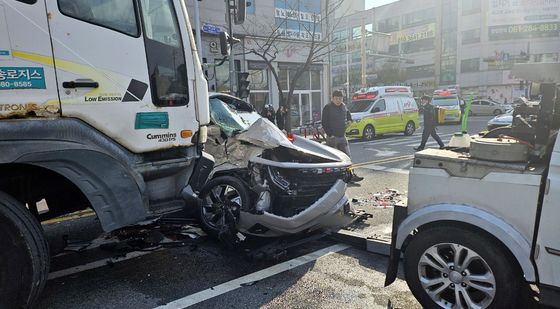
top-left (360, 17), bottom-right (367, 87)
top-left (226, 0), bottom-right (236, 95)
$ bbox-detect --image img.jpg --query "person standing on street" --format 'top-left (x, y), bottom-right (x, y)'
top-left (261, 105), bottom-right (276, 124)
top-left (322, 90), bottom-right (363, 182)
top-left (414, 95), bottom-right (445, 151)
top-left (276, 105), bottom-right (287, 131)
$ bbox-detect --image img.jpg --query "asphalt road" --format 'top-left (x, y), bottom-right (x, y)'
top-left (35, 116), bottom-right (494, 309)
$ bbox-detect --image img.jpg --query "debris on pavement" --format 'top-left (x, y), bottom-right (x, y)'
top-left (351, 189), bottom-right (405, 209)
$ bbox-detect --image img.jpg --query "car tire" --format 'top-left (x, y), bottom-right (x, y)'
top-left (362, 125), bottom-right (375, 141)
top-left (0, 191), bottom-right (49, 309)
top-left (404, 226), bottom-right (524, 309)
top-left (404, 121), bottom-right (415, 136)
top-left (493, 109), bottom-right (502, 116)
top-left (198, 176), bottom-right (251, 240)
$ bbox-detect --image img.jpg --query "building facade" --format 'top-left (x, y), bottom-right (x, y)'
top-left (185, 0), bottom-right (343, 128)
top-left (331, 0), bottom-right (560, 102)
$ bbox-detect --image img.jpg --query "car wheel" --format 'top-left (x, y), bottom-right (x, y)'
top-left (493, 109), bottom-right (502, 116)
top-left (362, 125), bottom-right (375, 141)
top-left (198, 176), bottom-right (251, 242)
top-left (404, 226), bottom-right (524, 309)
top-left (404, 121), bottom-right (415, 136)
top-left (0, 191), bottom-right (49, 308)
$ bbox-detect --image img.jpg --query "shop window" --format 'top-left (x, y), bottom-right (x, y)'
top-left (460, 58), bottom-right (480, 73)
top-left (462, 28), bottom-right (480, 44)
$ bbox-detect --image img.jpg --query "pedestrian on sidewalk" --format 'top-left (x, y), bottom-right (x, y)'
top-left (414, 95), bottom-right (445, 151)
top-left (261, 104), bottom-right (276, 124)
top-left (322, 90), bottom-right (363, 183)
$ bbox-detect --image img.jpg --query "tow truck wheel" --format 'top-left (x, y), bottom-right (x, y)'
top-left (403, 226), bottom-right (524, 309)
top-left (198, 176), bottom-right (250, 241)
top-left (362, 125), bottom-right (375, 141)
top-left (404, 121), bottom-right (416, 136)
top-left (0, 191), bottom-right (49, 308)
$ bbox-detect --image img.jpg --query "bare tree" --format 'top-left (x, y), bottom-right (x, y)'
top-left (242, 0), bottom-right (346, 131)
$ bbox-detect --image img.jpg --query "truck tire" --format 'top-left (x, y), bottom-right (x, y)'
top-left (198, 176), bottom-right (250, 239)
top-left (362, 125), bottom-right (375, 141)
top-left (403, 226), bottom-right (524, 309)
top-left (0, 191), bottom-right (49, 309)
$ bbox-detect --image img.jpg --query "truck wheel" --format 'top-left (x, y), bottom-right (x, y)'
top-left (198, 176), bottom-right (250, 240)
top-left (404, 121), bottom-right (415, 136)
top-left (404, 226), bottom-right (524, 309)
top-left (362, 125), bottom-right (375, 141)
top-left (0, 191), bottom-right (49, 308)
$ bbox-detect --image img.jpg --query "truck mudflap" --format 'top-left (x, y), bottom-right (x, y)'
top-left (384, 203), bottom-right (408, 287)
top-left (187, 151), bottom-right (215, 194)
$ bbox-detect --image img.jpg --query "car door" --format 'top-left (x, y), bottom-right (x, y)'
top-left (46, 0), bottom-right (199, 153)
top-left (470, 100), bottom-right (481, 115)
top-left (1, 0), bottom-right (59, 117)
top-left (479, 100), bottom-right (494, 115)
top-left (534, 137), bottom-right (560, 289)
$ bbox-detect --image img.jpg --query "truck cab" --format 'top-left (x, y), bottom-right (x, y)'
top-left (0, 0), bottom-right (220, 307)
top-left (385, 64), bottom-right (560, 308)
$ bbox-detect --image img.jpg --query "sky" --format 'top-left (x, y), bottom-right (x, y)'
top-left (365, 0), bottom-right (399, 9)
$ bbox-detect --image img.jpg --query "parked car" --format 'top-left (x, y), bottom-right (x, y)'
top-left (200, 93), bottom-right (354, 244)
top-left (469, 99), bottom-right (512, 116)
top-left (487, 109), bottom-right (513, 130)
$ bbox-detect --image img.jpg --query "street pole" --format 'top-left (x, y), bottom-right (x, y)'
top-left (360, 17), bottom-right (366, 87)
top-left (226, 0), bottom-right (235, 95)
top-left (194, 0), bottom-right (203, 62)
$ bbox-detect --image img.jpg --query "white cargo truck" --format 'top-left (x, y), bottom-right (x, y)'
top-left (0, 0), bottom-right (232, 307)
top-left (385, 64), bottom-right (560, 309)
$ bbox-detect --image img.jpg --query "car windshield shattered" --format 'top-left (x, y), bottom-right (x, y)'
top-left (209, 98), bottom-right (254, 136)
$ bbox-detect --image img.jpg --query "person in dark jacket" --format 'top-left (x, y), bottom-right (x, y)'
top-left (261, 105), bottom-right (276, 123)
top-left (275, 105), bottom-right (287, 131)
top-left (322, 90), bottom-right (363, 182)
top-left (414, 95), bottom-right (445, 151)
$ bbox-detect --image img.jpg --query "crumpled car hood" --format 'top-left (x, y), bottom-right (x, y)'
top-left (236, 118), bottom-right (351, 164)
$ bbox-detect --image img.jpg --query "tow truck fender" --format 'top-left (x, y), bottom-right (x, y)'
top-left (386, 204), bottom-right (536, 285)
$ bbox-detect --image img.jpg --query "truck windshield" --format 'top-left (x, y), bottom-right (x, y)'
top-left (348, 100), bottom-right (373, 113)
top-left (432, 98), bottom-right (459, 106)
top-left (140, 0), bottom-right (189, 107)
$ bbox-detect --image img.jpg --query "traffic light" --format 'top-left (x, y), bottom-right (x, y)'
top-left (237, 72), bottom-right (250, 99)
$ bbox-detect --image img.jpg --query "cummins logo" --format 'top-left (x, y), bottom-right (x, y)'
top-left (146, 132), bottom-right (177, 142)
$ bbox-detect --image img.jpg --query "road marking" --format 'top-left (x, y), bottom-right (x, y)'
top-left (404, 139), bottom-right (450, 147)
top-left (154, 244), bottom-right (351, 309)
top-left (42, 209), bottom-right (96, 225)
top-left (360, 164), bottom-right (410, 175)
top-left (362, 149), bottom-right (400, 157)
top-left (353, 155), bottom-right (413, 167)
top-left (384, 133), bottom-right (454, 146)
top-left (48, 250), bottom-right (157, 280)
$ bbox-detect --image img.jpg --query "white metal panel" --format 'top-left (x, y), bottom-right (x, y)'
top-left (0, 0), bottom-right (59, 116)
top-left (535, 137), bottom-right (560, 287)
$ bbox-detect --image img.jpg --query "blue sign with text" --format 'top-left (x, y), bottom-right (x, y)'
top-left (0, 67), bottom-right (46, 90)
top-left (202, 24), bottom-right (222, 35)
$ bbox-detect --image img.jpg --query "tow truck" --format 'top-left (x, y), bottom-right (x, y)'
top-left (384, 63), bottom-right (560, 308)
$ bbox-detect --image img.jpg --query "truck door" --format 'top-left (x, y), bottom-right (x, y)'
top-left (45, 0), bottom-right (199, 153)
top-left (535, 138), bottom-right (560, 288)
top-left (385, 97), bottom-right (402, 132)
top-left (0, 0), bottom-right (59, 117)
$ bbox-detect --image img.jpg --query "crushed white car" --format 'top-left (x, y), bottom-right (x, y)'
top-left (199, 93), bottom-right (354, 242)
